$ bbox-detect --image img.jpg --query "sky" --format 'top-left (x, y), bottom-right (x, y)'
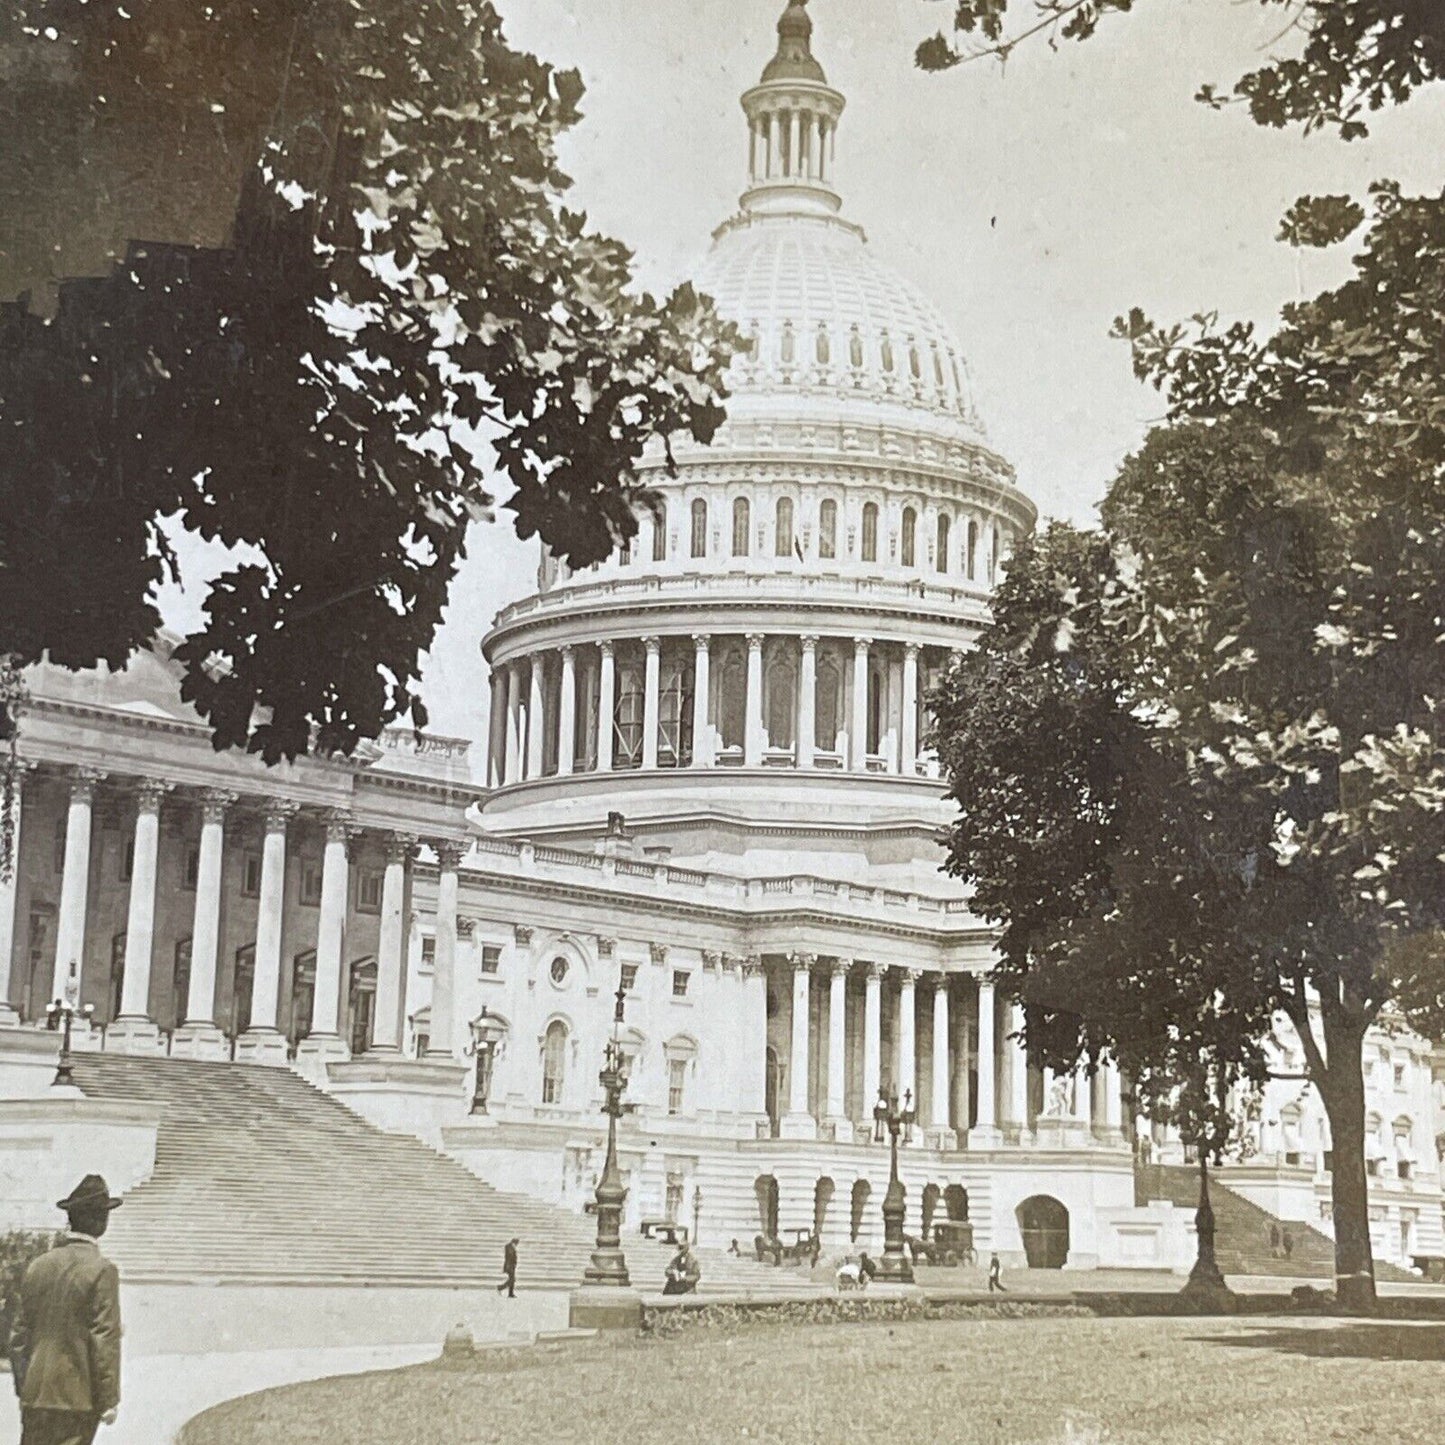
top-left (156, 0), bottom-right (1445, 757)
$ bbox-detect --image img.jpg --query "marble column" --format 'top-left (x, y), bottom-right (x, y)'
top-left (901, 643), bottom-right (920, 776)
top-left (691, 634), bottom-right (712, 767)
top-left (797, 634), bottom-right (817, 769)
top-left (298, 811), bottom-right (352, 1060)
top-left (740, 955), bottom-right (768, 1121)
top-left (174, 789), bottom-right (235, 1056)
top-left (897, 968), bottom-right (918, 1124)
top-left (850, 637), bottom-right (871, 772)
top-left (504, 660), bottom-right (523, 784)
top-left (427, 840), bottom-right (464, 1059)
top-left (744, 633), bottom-right (765, 766)
top-left (929, 974), bottom-right (955, 1148)
top-left (557, 645), bottom-right (577, 778)
top-left (112, 780), bottom-right (170, 1049)
top-left (526, 655), bottom-right (545, 779)
top-left (642, 636), bottom-right (661, 770)
top-left (0, 770), bottom-right (27, 1025)
top-left (825, 958), bottom-right (851, 1140)
top-left (782, 952), bottom-right (816, 1138)
top-left (52, 767), bottom-right (105, 1005)
top-left (371, 834), bottom-right (415, 1053)
top-left (969, 978), bottom-right (1001, 1147)
top-left (1007, 1000), bottom-right (1030, 1137)
top-left (597, 641), bottom-right (616, 772)
top-left (238, 800), bottom-right (297, 1062)
top-left (487, 669), bottom-right (506, 788)
top-left (862, 961), bottom-right (883, 1117)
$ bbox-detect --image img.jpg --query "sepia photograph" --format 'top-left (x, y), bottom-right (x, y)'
top-left (2, 0), bottom-right (1444, 1440)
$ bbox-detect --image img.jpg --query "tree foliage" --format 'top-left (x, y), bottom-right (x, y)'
top-left (933, 187), bottom-right (1445, 1306)
top-left (0, 0), bottom-right (737, 761)
top-left (916, 0), bottom-right (1445, 138)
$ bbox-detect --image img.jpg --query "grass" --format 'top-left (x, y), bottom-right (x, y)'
top-left (179, 1314), bottom-right (1445, 1445)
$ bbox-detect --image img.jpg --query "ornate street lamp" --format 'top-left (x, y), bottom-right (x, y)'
top-left (465, 1008), bottom-right (502, 1115)
top-left (582, 978), bottom-right (631, 1288)
top-left (46, 963), bottom-right (93, 1088)
top-left (872, 1087), bottom-right (916, 1283)
top-left (692, 1184), bottom-right (703, 1247)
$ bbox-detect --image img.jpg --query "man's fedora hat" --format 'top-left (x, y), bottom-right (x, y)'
top-left (57, 1174), bottom-right (123, 1213)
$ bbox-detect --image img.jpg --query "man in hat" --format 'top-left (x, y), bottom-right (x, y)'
top-left (8, 1173), bottom-right (123, 1445)
top-left (497, 1237), bottom-right (519, 1298)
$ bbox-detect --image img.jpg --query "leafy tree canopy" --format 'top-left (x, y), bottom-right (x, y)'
top-left (915, 0), bottom-right (1445, 138)
top-left (0, 0), bottom-right (737, 761)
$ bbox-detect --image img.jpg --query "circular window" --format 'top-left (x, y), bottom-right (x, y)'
top-left (550, 956), bottom-right (569, 986)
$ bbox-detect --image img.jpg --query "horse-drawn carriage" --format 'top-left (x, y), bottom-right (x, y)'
top-left (754, 1227), bottom-right (821, 1267)
top-left (907, 1218), bottom-right (976, 1268)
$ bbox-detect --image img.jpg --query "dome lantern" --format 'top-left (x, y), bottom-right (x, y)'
top-left (740, 0), bottom-right (846, 220)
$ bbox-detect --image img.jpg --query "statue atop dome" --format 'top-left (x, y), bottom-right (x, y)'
top-left (762, 0), bottom-right (827, 85)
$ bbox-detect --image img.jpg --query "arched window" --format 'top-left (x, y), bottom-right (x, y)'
top-left (989, 526), bottom-right (999, 582)
top-left (780, 322), bottom-right (796, 365)
top-left (541, 1020), bottom-right (567, 1104)
top-left (935, 512), bottom-right (950, 573)
top-left (766, 659), bottom-right (796, 749)
top-left (950, 355), bottom-right (964, 400)
top-left (880, 333), bottom-right (895, 373)
top-left (901, 506), bottom-right (917, 568)
top-left (965, 519), bottom-right (979, 580)
top-left (652, 505), bottom-right (668, 563)
top-left (690, 498), bottom-right (708, 559)
top-left (775, 497), bottom-right (794, 558)
top-left (909, 343), bottom-right (922, 379)
top-left (932, 345), bottom-right (945, 388)
top-left (861, 502), bottom-right (879, 563)
top-left (848, 326), bottom-right (864, 369)
top-left (815, 326), bottom-right (830, 365)
top-left (815, 656), bottom-right (841, 752)
top-left (613, 661), bottom-right (644, 769)
top-left (732, 496), bottom-right (751, 557)
top-left (818, 498), bottom-right (838, 560)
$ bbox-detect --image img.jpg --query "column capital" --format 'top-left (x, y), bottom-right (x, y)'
top-left (321, 808), bottom-right (355, 844)
top-left (649, 941), bottom-right (668, 966)
top-left (132, 779), bottom-right (174, 813)
top-left (799, 633), bottom-right (819, 652)
top-left (597, 935), bottom-right (616, 958)
top-left (559, 642), bottom-right (576, 662)
top-left (513, 923), bottom-right (533, 945)
top-left (789, 951), bottom-right (817, 972)
top-left (861, 960), bottom-right (885, 980)
top-left (829, 957), bottom-right (851, 979)
top-left (745, 632), bottom-right (765, 651)
top-left (740, 954), bottom-right (765, 978)
top-left (598, 639), bottom-right (615, 660)
top-left (198, 788), bottom-right (238, 825)
top-left (643, 635), bottom-right (661, 655)
top-left (67, 766), bottom-right (106, 803)
top-left (385, 831), bottom-right (419, 864)
top-left (263, 799), bottom-right (300, 833)
top-left (702, 949), bottom-right (723, 972)
top-left (434, 839), bottom-right (467, 870)
top-left (904, 641), bottom-right (921, 661)
top-left (456, 916), bottom-right (478, 941)
top-left (852, 635), bottom-right (873, 651)
top-left (692, 632), bottom-right (712, 652)
top-left (897, 966), bottom-right (922, 986)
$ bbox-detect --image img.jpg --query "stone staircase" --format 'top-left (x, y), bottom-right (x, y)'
top-left (1137, 1163), bottom-right (1417, 1283)
top-left (69, 1055), bottom-right (597, 1289)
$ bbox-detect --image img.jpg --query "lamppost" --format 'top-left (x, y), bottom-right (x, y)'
top-left (872, 1087), bottom-right (916, 1283)
top-left (582, 978), bottom-right (631, 1288)
top-left (46, 963), bottom-right (93, 1088)
top-left (465, 1008), bottom-right (502, 1115)
top-left (692, 1184), bottom-right (703, 1247)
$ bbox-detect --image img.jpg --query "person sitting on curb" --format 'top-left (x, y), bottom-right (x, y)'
top-left (9, 1173), bottom-right (124, 1445)
top-left (662, 1242), bottom-right (701, 1295)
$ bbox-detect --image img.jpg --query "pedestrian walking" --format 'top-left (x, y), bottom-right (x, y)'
top-left (8, 1173), bottom-right (124, 1445)
top-left (497, 1236), bottom-right (519, 1298)
top-left (987, 1251), bottom-right (1007, 1293)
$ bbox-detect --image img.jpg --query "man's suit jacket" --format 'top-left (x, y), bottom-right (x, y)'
top-left (8, 1234), bottom-right (121, 1415)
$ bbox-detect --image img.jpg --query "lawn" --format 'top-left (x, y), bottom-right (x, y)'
top-left (179, 1314), bottom-right (1445, 1445)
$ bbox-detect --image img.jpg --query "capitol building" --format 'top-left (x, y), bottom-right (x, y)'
top-left (1, 0), bottom-right (1441, 1278)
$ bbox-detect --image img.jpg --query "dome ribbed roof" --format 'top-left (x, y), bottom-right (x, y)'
top-left (697, 214), bottom-right (982, 435)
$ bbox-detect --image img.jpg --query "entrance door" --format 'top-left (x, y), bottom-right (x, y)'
top-left (288, 950), bottom-right (315, 1050)
top-left (348, 959), bottom-right (376, 1054)
top-left (1016, 1195), bottom-right (1070, 1269)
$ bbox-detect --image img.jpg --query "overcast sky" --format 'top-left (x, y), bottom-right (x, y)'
top-left (157, 0), bottom-right (1445, 755)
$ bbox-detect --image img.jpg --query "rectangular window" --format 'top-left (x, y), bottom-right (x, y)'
top-left (242, 853), bottom-right (263, 898)
top-left (413, 1031), bottom-right (429, 1059)
top-left (668, 1058), bottom-right (687, 1116)
top-left (299, 860), bottom-right (323, 907)
top-left (652, 505), bottom-right (668, 562)
top-left (357, 870), bottom-right (383, 913)
top-left (620, 962), bottom-right (639, 994)
top-left (183, 847), bottom-right (200, 891)
top-left (671, 970), bottom-right (690, 999)
top-left (818, 498), bottom-right (837, 559)
top-left (1393, 1064), bottom-right (1406, 1089)
top-left (481, 945), bottom-right (502, 976)
top-left (1399, 1159), bottom-right (1413, 1181)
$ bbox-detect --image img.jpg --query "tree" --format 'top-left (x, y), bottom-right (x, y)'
top-left (914, 0), bottom-right (1445, 139)
top-left (933, 190), bottom-right (1445, 1305)
top-left (0, 0), bottom-right (737, 764)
